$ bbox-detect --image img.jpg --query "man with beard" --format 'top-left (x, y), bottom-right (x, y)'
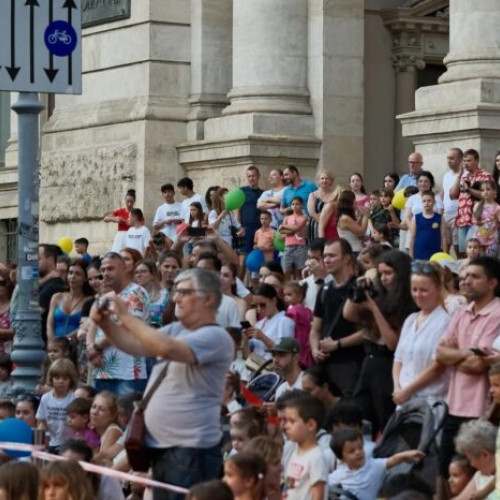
top-left (436, 256), bottom-right (500, 475)
top-left (270, 337), bottom-right (303, 400)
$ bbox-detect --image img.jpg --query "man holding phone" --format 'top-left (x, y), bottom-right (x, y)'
top-left (436, 256), bottom-right (500, 476)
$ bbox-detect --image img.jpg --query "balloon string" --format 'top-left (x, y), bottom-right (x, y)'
top-left (0, 442), bottom-right (189, 494)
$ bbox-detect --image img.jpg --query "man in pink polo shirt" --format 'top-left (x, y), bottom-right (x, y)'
top-left (436, 256), bottom-right (500, 475)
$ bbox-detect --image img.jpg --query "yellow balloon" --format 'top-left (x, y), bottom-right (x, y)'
top-left (430, 252), bottom-right (455, 263)
top-left (392, 189), bottom-right (406, 210)
top-left (57, 236), bottom-right (73, 254)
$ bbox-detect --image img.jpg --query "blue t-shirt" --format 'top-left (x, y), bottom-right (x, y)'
top-left (395, 173), bottom-right (418, 191)
top-left (281, 180), bottom-right (317, 215)
top-left (240, 186), bottom-right (263, 226)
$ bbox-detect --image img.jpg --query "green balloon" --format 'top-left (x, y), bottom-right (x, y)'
top-left (274, 231), bottom-right (285, 252)
top-left (224, 188), bottom-right (246, 211)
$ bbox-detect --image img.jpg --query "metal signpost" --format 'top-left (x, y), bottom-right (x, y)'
top-left (0, 0), bottom-right (82, 394)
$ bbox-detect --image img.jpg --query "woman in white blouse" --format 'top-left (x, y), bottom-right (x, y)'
top-left (242, 283), bottom-right (294, 360)
top-left (392, 261), bottom-right (451, 406)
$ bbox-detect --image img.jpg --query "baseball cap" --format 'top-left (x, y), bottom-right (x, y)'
top-left (266, 337), bottom-right (300, 354)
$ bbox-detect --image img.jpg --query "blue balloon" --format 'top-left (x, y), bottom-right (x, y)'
top-left (0, 418), bottom-right (33, 457)
top-left (246, 249), bottom-right (265, 273)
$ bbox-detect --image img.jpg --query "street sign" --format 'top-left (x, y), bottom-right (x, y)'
top-left (0, 0), bottom-right (82, 94)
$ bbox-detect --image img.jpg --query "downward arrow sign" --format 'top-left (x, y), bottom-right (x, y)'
top-left (6, 0), bottom-right (20, 81)
top-left (63, 0), bottom-right (77, 85)
top-left (43, 0), bottom-right (58, 83)
top-left (25, 0), bottom-right (40, 84)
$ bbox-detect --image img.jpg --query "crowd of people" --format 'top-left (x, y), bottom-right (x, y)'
top-left (1, 148), bottom-right (500, 500)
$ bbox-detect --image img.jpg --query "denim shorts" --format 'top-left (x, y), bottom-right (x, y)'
top-left (282, 244), bottom-right (307, 270)
top-left (458, 225), bottom-right (476, 253)
top-left (150, 444), bottom-right (222, 500)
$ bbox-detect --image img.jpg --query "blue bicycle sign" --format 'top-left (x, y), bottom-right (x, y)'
top-left (48, 29), bottom-right (72, 45)
top-left (44, 20), bottom-right (77, 57)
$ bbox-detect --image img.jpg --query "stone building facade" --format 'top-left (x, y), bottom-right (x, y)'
top-left (0, 0), bottom-right (462, 255)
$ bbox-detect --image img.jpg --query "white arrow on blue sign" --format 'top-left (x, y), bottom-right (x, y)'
top-left (0, 0), bottom-right (82, 94)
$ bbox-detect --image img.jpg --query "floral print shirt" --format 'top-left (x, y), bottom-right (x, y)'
top-left (93, 283), bottom-right (149, 380)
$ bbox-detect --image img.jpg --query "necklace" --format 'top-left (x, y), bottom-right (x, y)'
top-left (63, 293), bottom-right (85, 315)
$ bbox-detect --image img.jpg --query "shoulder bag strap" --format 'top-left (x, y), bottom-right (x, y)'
top-left (137, 361), bottom-right (169, 412)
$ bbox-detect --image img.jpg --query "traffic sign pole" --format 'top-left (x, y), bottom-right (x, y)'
top-left (10, 92), bottom-right (46, 396)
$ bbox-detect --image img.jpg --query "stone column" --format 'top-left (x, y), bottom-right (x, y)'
top-left (399, 0), bottom-right (500, 183)
top-left (439, 0), bottom-right (500, 84)
top-left (392, 31), bottom-right (425, 171)
top-left (223, 0), bottom-right (311, 116)
top-left (187, 0), bottom-right (232, 140)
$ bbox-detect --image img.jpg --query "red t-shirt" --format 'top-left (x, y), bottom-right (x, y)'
top-left (113, 207), bottom-right (131, 231)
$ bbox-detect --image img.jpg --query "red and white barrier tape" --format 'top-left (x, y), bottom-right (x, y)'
top-left (0, 442), bottom-right (189, 494)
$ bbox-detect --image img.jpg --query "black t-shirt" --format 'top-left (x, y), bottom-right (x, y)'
top-left (313, 276), bottom-right (364, 362)
top-left (39, 277), bottom-right (68, 343)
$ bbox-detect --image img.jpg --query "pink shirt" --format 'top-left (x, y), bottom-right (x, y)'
top-left (284, 214), bottom-right (307, 246)
top-left (443, 298), bottom-right (500, 417)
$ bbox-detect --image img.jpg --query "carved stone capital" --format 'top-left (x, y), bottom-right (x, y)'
top-left (391, 31), bottom-right (426, 72)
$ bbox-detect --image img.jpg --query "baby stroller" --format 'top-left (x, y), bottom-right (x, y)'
top-left (244, 358), bottom-right (283, 403)
top-left (372, 399), bottom-right (448, 495)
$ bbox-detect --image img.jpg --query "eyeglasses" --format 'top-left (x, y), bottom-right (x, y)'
top-left (411, 261), bottom-right (436, 274)
top-left (255, 302), bottom-right (268, 309)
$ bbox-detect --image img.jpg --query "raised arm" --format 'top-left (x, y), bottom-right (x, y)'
top-left (92, 294), bottom-right (196, 364)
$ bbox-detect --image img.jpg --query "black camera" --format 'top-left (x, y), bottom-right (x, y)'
top-left (349, 279), bottom-right (378, 303)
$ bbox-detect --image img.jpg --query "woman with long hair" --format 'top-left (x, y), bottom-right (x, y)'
top-left (307, 171), bottom-right (334, 241)
top-left (336, 190), bottom-right (369, 254)
top-left (383, 172), bottom-right (400, 192)
top-left (134, 259), bottom-right (168, 327)
top-left (39, 461), bottom-right (93, 500)
top-left (0, 269), bottom-right (14, 354)
top-left (242, 284), bottom-right (293, 360)
top-left (221, 263), bottom-right (248, 319)
top-left (104, 188), bottom-right (136, 252)
top-left (209, 187), bottom-right (242, 247)
top-left (119, 247), bottom-right (143, 281)
top-left (0, 461), bottom-right (39, 500)
top-left (46, 259), bottom-right (94, 341)
top-left (350, 172), bottom-right (370, 208)
top-left (343, 250), bottom-right (417, 435)
top-left (317, 185), bottom-right (343, 240)
top-left (393, 261), bottom-right (450, 406)
top-left (90, 391), bottom-right (123, 460)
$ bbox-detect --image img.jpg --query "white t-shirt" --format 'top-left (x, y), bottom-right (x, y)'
top-left (406, 192), bottom-right (444, 218)
top-left (216, 294), bottom-right (241, 328)
top-left (36, 390), bottom-right (76, 447)
top-left (257, 187), bottom-right (286, 228)
top-left (249, 311), bottom-right (294, 359)
top-left (208, 210), bottom-right (240, 247)
top-left (124, 226), bottom-right (151, 255)
top-left (153, 202), bottom-right (182, 241)
top-left (275, 371), bottom-right (304, 400)
top-left (328, 456), bottom-right (388, 500)
top-left (394, 306), bottom-right (450, 401)
top-left (285, 445), bottom-right (328, 500)
top-left (181, 193), bottom-right (207, 222)
top-left (300, 274), bottom-right (332, 311)
top-left (442, 170), bottom-right (459, 218)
